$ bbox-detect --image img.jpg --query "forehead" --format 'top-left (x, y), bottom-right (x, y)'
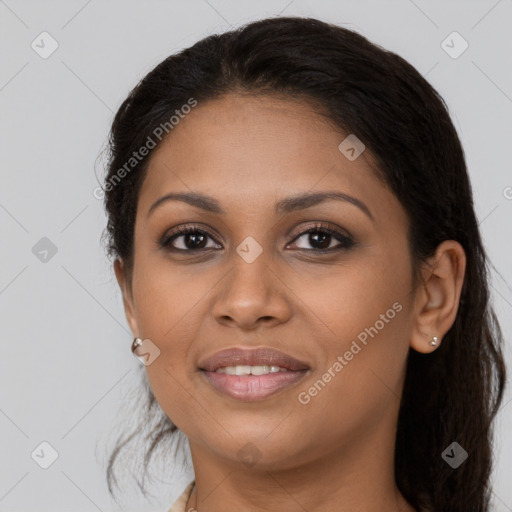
top-left (138, 93), bottom-right (394, 217)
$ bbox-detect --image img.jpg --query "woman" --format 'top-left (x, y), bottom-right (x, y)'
top-left (101, 16), bottom-right (506, 512)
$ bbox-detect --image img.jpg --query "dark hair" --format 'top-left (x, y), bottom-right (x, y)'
top-left (101, 16), bottom-right (507, 511)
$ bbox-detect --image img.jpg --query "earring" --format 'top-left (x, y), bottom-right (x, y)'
top-left (131, 337), bottom-right (143, 354)
top-left (429, 336), bottom-right (439, 346)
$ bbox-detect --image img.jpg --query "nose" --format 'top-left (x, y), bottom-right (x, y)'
top-left (212, 255), bottom-right (293, 331)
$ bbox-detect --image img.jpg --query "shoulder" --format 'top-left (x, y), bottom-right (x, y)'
top-left (168, 481), bottom-right (195, 512)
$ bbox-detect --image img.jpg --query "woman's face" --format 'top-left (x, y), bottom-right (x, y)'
top-left (118, 93), bottom-right (420, 470)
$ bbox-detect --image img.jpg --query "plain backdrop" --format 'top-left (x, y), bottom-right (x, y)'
top-left (0, 1), bottom-right (511, 511)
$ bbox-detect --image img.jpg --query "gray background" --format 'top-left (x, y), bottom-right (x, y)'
top-left (0, 0), bottom-right (511, 511)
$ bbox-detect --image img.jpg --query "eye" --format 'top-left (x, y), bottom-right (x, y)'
top-left (160, 225), bottom-right (222, 252)
top-left (160, 222), bottom-right (355, 254)
top-left (287, 222), bottom-right (355, 253)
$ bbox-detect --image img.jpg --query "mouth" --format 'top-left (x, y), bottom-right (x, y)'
top-left (198, 347), bottom-right (310, 402)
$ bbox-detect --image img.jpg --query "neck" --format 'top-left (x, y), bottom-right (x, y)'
top-left (185, 422), bottom-right (416, 512)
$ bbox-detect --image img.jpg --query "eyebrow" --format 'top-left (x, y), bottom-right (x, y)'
top-left (147, 191), bottom-right (373, 221)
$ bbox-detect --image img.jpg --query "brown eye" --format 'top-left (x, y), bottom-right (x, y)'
top-left (161, 226), bottom-right (221, 252)
top-left (288, 223), bottom-right (355, 253)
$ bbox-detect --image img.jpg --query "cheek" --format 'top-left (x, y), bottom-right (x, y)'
top-left (292, 305), bottom-right (411, 453)
top-left (294, 250), bottom-right (411, 352)
top-left (130, 257), bottom-right (221, 431)
top-left (131, 254), bottom-right (208, 339)
top-left (292, 253), bottom-right (412, 422)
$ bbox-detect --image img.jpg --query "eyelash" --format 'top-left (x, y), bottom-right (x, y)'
top-left (159, 222), bottom-right (355, 255)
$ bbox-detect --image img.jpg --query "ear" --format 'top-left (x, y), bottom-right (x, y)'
top-left (114, 258), bottom-right (139, 337)
top-left (410, 240), bottom-right (466, 354)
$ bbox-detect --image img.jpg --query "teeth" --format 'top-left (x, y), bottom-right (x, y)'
top-left (215, 365), bottom-right (288, 375)
top-left (235, 365), bottom-right (251, 375)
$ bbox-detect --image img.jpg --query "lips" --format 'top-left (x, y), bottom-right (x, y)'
top-left (198, 347), bottom-right (310, 372)
top-left (198, 347), bottom-right (310, 402)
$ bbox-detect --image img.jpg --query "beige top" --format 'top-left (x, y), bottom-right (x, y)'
top-left (168, 481), bottom-right (195, 512)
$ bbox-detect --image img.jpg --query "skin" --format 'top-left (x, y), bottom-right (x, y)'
top-left (114, 93), bottom-right (466, 512)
